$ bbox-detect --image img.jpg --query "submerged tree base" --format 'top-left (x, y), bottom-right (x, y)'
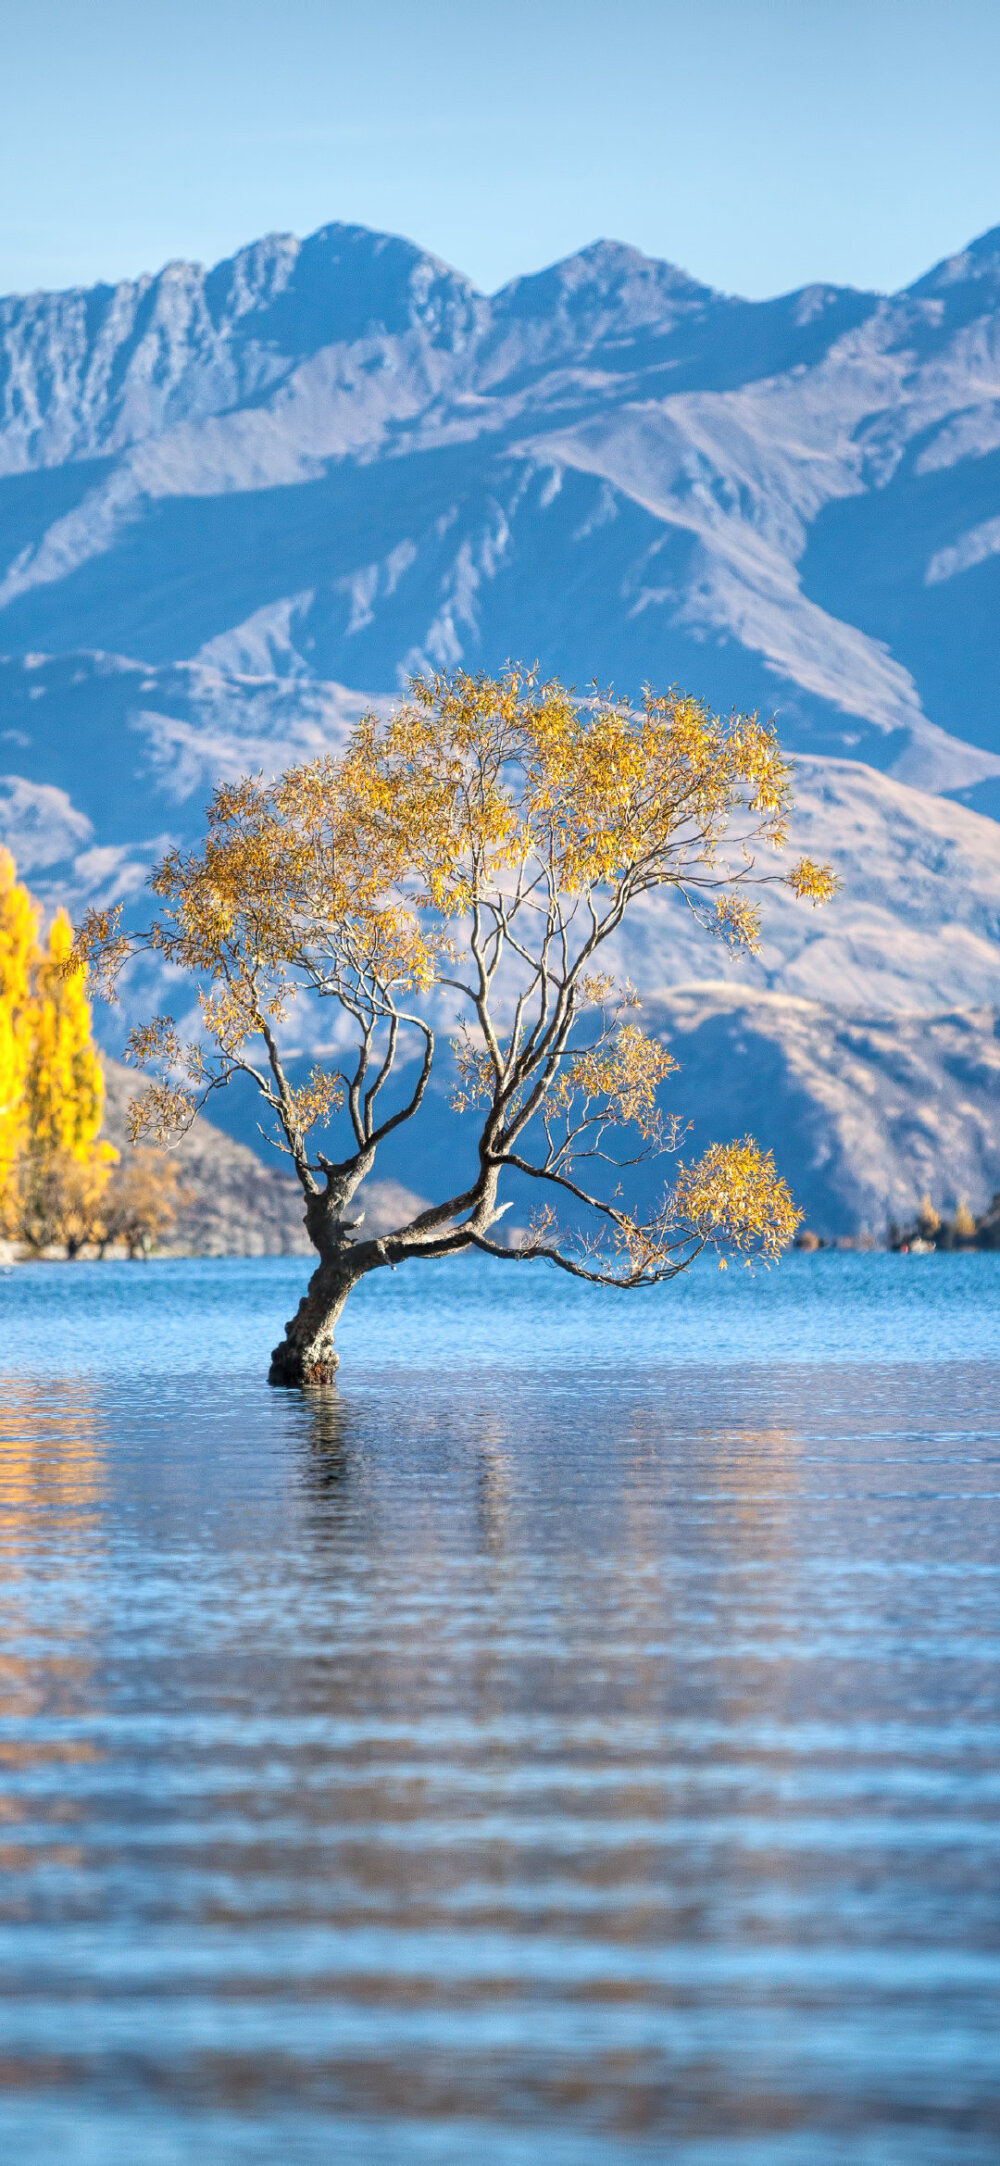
top-left (268, 1341), bottom-right (340, 1387)
top-left (267, 1259), bottom-right (353, 1387)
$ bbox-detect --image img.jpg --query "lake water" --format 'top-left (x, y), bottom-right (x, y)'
top-left (0, 1253), bottom-right (998, 2164)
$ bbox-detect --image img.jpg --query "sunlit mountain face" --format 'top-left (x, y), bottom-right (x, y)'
top-left (3, 217), bottom-right (1000, 1233)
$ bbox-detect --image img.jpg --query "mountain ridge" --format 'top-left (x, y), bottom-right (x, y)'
top-left (3, 211), bottom-right (1000, 793)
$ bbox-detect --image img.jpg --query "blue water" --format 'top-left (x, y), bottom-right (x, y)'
top-left (0, 1253), bottom-right (998, 2163)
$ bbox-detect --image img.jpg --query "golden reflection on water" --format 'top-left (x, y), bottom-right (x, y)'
top-left (0, 1379), bottom-right (106, 1810)
top-left (0, 1376), bottom-right (107, 1536)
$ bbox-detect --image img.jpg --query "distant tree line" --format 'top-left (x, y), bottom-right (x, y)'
top-left (887, 1193), bottom-right (1000, 1253)
top-left (0, 852), bottom-right (183, 1257)
top-left (796, 1192), bottom-right (1000, 1253)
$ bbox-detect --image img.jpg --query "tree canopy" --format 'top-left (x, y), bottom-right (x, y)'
top-left (74, 669), bottom-right (836, 1381)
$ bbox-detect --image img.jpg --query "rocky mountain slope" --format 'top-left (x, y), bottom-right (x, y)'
top-left (2, 216), bottom-right (1000, 1235)
top-left (99, 1059), bottom-right (308, 1256)
top-left (645, 990), bottom-right (1000, 1238)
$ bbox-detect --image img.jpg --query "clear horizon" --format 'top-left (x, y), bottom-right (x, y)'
top-left (4, 0), bottom-right (1000, 303)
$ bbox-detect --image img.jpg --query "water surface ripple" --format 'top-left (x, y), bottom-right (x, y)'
top-left (0, 1254), bottom-right (998, 2162)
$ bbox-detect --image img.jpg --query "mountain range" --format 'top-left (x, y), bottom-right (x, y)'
top-left (3, 216), bottom-right (1000, 1237)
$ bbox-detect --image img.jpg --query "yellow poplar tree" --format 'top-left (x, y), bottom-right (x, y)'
top-left (0, 862), bottom-right (115, 1249)
top-left (26, 908), bottom-right (107, 1160)
top-left (0, 849), bottom-right (38, 1202)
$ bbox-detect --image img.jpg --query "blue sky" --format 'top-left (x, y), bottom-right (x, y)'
top-left (4, 0), bottom-right (1000, 300)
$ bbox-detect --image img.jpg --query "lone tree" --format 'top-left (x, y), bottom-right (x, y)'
top-left (74, 670), bottom-right (834, 1384)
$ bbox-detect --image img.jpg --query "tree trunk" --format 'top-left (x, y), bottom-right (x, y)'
top-left (268, 1258), bottom-right (357, 1387)
top-left (267, 1155), bottom-right (382, 1387)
